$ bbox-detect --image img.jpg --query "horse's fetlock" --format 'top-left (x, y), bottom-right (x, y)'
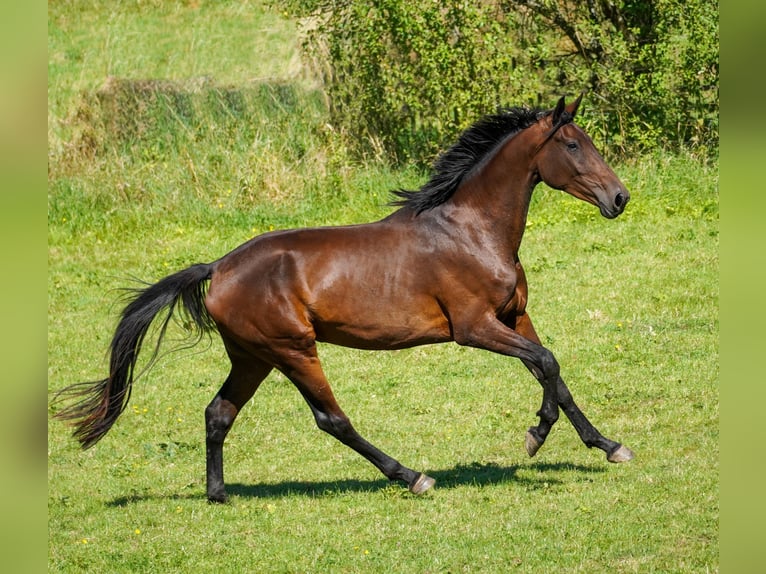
top-left (537, 404), bottom-right (559, 424)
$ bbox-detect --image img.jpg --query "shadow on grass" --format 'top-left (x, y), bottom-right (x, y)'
top-left (228, 460), bottom-right (605, 499)
top-left (107, 460), bottom-right (606, 506)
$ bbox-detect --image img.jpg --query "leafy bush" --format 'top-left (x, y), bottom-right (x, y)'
top-left (288, 0), bottom-right (718, 163)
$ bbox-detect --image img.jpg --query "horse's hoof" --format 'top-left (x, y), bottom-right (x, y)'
top-left (607, 444), bottom-right (635, 463)
top-left (409, 473), bottom-right (436, 494)
top-left (207, 492), bottom-right (228, 504)
top-left (525, 429), bottom-right (543, 457)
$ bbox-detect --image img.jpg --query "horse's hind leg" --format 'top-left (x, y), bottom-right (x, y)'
top-left (205, 349), bottom-right (272, 503)
top-left (278, 346), bottom-right (435, 494)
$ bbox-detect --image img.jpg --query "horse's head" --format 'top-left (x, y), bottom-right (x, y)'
top-left (534, 96), bottom-right (629, 219)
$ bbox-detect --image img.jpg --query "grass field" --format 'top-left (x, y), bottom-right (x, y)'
top-left (48, 2), bottom-right (718, 572)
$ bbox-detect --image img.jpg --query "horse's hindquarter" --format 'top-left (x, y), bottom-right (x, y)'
top-left (207, 222), bottom-right (453, 351)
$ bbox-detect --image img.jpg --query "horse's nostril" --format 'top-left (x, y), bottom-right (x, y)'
top-left (615, 193), bottom-right (626, 208)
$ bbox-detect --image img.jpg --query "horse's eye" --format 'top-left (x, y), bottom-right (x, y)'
top-left (566, 141), bottom-right (579, 151)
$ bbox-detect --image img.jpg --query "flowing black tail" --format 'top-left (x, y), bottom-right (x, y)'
top-left (52, 263), bottom-right (216, 449)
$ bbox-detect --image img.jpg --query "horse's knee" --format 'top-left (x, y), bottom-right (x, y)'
top-left (539, 348), bottom-right (560, 381)
top-left (526, 348), bottom-right (560, 383)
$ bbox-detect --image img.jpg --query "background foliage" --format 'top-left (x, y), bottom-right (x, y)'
top-left (289, 0), bottom-right (718, 163)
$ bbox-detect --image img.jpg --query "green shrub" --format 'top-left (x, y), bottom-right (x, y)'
top-left (288, 0), bottom-right (718, 164)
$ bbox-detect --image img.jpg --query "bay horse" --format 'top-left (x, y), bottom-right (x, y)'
top-left (53, 96), bottom-right (634, 502)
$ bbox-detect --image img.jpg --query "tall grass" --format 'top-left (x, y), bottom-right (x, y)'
top-left (48, 2), bottom-right (718, 572)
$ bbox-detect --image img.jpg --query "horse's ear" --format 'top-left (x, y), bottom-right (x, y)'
top-left (552, 96), bottom-right (566, 124)
top-left (565, 93), bottom-right (584, 117)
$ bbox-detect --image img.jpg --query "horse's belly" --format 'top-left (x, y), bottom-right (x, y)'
top-left (311, 298), bottom-right (452, 350)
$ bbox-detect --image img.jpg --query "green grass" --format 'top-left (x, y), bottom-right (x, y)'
top-left (48, 2), bottom-right (718, 572)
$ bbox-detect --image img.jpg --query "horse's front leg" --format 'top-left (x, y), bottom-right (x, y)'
top-left (514, 312), bottom-right (634, 463)
top-left (453, 314), bottom-right (562, 455)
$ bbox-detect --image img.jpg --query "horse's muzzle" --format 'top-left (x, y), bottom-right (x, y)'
top-left (601, 188), bottom-right (630, 219)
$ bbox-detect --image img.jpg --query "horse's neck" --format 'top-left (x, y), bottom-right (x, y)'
top-left (444, 134), bottom-right (540, 256)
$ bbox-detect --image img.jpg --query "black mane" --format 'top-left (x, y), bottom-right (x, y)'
top-left (390, 106), bottom-right (547, 213)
